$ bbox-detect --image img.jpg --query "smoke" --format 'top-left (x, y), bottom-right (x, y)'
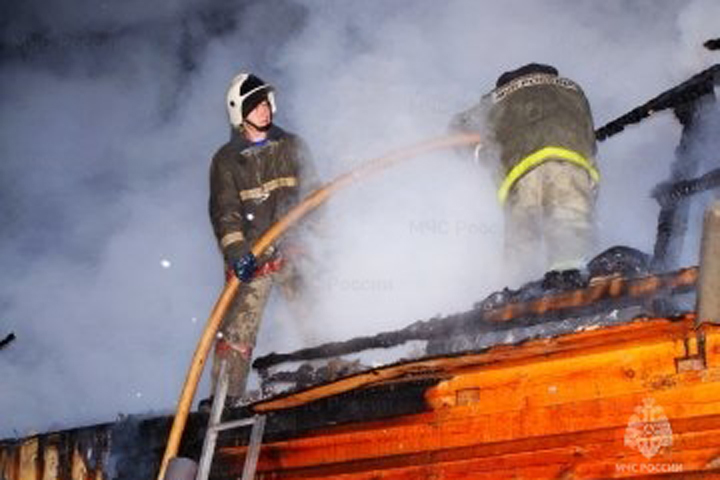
top-left (1, 0), bottom-right (718, 439)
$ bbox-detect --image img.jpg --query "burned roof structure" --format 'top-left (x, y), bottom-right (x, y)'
top-left (251, 62), bottom-right (720, 398)
top-left (2, 60), bottom-right (720, 480)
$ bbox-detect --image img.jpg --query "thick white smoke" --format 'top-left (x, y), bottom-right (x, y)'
top-left (1, 0), bottom-right (718, 438)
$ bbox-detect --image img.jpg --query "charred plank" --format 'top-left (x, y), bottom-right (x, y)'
top-left (254, 267), bottom-right (697, 371)
top-left (594, 64), bottom-right (719, 141)
top-left (218, 379), bottom-right (437, 447)
top-left (652, 167), bottom-right (720, 208)
top-left (0, 333), bottom-right (15, 351)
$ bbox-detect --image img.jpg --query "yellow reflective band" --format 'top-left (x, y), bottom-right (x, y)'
top-left (239, 176), bottom-right (298, 201)
top-left (497, 146), bottom-right (600, 204)
top-left (220, 231), bottom-right (245, 249)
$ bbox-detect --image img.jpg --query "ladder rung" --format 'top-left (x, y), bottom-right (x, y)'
top-left (241, 415), bottom-right (266, 480)
top-left (196, 360), bottom-right (267, 480)
top-left (210, 417), bottom-right (257, 433)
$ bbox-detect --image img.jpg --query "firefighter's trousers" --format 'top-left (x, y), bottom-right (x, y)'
top-left (211, 262), bottom-right (305, 398)
top-left (504, 160), bottom-right (598, 284)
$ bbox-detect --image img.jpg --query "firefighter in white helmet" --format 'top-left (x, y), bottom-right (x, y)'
top-left (205, 72), bottom-right (320, 408)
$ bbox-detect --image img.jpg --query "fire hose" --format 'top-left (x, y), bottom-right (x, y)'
top-left (156, 132), bottom-right (481, 480)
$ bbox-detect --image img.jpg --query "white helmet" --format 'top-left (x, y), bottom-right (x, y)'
top-left (226, 72), bottom-right (276, 128)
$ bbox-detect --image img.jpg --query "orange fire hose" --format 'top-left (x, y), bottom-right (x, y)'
top-left (156, 132), bottom-right (481, 480)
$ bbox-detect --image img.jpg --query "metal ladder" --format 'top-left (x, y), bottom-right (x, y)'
top-left (196, 361), bottom-right (266, 480)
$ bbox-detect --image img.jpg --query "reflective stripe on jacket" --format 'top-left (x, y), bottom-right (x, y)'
top-left (208, 125), bottom-right (318, 264)
top-left (489, 73), bottom-right (598, 203)
top-left (451, 73), bottom-right (598, 203)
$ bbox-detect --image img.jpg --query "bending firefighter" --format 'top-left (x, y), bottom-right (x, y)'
top-left (206, 72), bottom-right (319, 407)
top-left (452, 63), bottom-right (599, 287)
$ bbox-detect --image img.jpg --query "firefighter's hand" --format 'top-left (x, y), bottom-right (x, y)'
top-left (232, 252), bottom-right (257, 283)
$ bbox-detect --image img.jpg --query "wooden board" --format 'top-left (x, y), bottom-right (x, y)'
top-left (252, 316), bottom-right (698, 412)
top-left (213, 318), bottom-right (720, 479)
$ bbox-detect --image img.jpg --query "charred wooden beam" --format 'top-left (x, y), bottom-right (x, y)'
top-left (251, 316), bottom-right (701, 413)
top-left (220, 379), bottom-right (437, 447)
top-left (652, 93), bottom-right (717, 271)
top-left (258, 358), bottom-right (367, 392)
top-left (0, 333), bottom-right (15, 351)
top-left (253, 314), bottom-right (466, 371)
top-left (591, 63), bottom-right (719, 272)
top-left (594, 64), bottom-right (719, 141)
top-left (484, 267), bottom-right (697, 322)
top-left (652, 167), bottom-right (720, 208)
top-left (253, 267), bottom-right (698, 370)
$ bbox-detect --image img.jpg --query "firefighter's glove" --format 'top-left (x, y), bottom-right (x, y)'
top-left (233, 252), bottom-right (257, 283)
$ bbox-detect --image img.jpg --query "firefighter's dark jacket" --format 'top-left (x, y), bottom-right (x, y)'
top-left (451, 73), bottom-right (599, 202)
top-left (209, 125), bottom-right (318, 265)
